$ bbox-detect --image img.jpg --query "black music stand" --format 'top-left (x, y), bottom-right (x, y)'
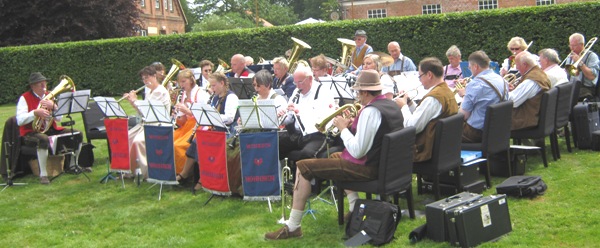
top-left (94, 97), bottom-right (129, 187)
top-left (51, 90), bottom-right (91, 182)
top-left (1, 142), bottom-right (27, 192)
top-left (229, 78), bottom-right (256, 99)
top-left (320, 76), bottom-right (355, 106)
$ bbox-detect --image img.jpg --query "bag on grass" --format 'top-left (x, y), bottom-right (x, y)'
top-left (496, 175), bottom-right (547, 197)
top-left (345, 199), bottom-right (399, 246)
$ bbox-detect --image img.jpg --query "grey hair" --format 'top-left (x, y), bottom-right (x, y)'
top-left (538, 48), bottom-right (561, 64)
top-left (446, 45), bottom-right (461, 57)
top-left (253, 69), bottom-right (273, 88)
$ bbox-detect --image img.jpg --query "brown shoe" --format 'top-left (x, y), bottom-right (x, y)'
top-left (40, 176), bottom-right (50, 185)
top-left (265, 225), bottom-right (302, 240)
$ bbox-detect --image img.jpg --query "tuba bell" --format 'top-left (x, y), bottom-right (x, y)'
top-left (162, 58), bottom-right (186, 87)
top-left (315, 103), bottom-right (362, 137)
top-left (215, 58), bottom-right (231, 74)
top-left (33, 75), bottom-right (76, 133)
top-left (287, 37), bottom-right (312, 74)
top-left (337, 38), bottom-right (356, 72)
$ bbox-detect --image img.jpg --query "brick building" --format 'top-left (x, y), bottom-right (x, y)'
top-left (339, 0), bottom-right (593, 19)
top-left (136, 0), bottom-right (187, 36)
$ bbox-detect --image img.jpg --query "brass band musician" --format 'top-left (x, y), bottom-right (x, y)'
top-left (443, 45), bottom-right (463, 88)
top-left (538, 48), bottom-right (568, 87)
top-left (230, 54), bottom-right (255, 78)
top-left (565, 33), bottom-right (599, 99)
top-left (272, 57), bottom-right (296, 98)
top-left (382, 41), bottom-right (417, 76)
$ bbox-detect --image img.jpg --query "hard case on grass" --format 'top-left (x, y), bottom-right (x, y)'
top-left (445, 194), bottom-right (512, 247)
top-left (425, 192), bottom-right (482, 242)
top-left (572, 101), bottom-right (600, 149)
top-left (422, 162), bottom-right (481, 187)
top-left (592, 130), bottom-right (600, 151)
top-left (421, 180), bottom-right (486, 196)
top-left (496, 175), bottom-right (547, 197)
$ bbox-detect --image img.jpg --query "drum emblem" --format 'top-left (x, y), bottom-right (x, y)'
top-left (155, 149), bottom-right (163, 156)
top-left (208, 156), bottom-right (215, 162)
top-left (254, 158), bottom-right (263, 166)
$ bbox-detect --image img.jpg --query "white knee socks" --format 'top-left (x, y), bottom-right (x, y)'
top-left (347, 192), bottom-right (359, 212)
top-left (36, 148), bottom-right (49, 177)
top-left (287, 209), bottom-right (303, 231)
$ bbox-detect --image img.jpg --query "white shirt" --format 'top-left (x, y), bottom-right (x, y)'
top-left (220, 93), bottom-right (239, 125)
top-left (16, 91), bottom-right (63, 126)
top-left (509, 79), bottom-right (542, 108)
top-left (544, 64), bottom-right (569, 87)
top-left (340, 105), bottom-right (382, 159)
top-left (289, 82), bottom-right (336, 135)
top-left (135, 84), bottom-right (171, 118)
top-left (401, 96), bottom-right (442, 134)
top-left (263, 89), bottom-right (288, 113)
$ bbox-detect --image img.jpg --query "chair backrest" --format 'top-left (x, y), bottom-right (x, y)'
top-left (81, 101), bottom-right (106, 142)
top-left (378, 126), bottom-right (416, 195)
top-left (482, 100), bottom-right (513, 155)
top-left (430, 113), bottom-right (464, 172)
top-left (555, 83), bottom-right (575, 128)
top-left (540, 88), bottom-right (559, 136)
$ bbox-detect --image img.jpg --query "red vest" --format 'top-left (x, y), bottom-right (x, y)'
top-left (19, 91), bottom-right (62, 136)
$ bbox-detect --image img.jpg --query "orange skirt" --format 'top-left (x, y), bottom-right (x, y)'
top-left (173, 117), bottom-right (196, 174)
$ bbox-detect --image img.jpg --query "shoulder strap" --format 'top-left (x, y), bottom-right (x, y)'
top-left (314, 83), bottom-right (323, 100)
top-left (480, 78), bottom-right (507, 101)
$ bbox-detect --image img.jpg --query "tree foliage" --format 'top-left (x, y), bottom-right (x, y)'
top-left (179, 0), bottom-right (199, 32)
top-left (0, 0), bottom-right (140, 47)
top-left (192, 12), bottom-right (256, 32)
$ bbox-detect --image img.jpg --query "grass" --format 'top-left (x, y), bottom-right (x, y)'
top-left (1, 102), bottom-right (600, 247)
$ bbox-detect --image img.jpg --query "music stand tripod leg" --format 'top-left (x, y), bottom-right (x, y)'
top-left (303, 200), bottom-right (317, 220)
top-left (99, 158), bottom-right (116, 184)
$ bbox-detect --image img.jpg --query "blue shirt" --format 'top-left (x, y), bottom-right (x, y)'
top-left (566, 51), bottom-right (599, 87)
top-left (382, 55), bottom-right (417, 73)
top-left (461, 69), bottom-right (509, 130)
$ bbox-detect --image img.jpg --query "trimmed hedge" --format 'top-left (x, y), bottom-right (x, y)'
top-left (0, 2), bottom-right (599, 104)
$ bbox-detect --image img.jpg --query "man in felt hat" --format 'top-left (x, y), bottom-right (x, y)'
top-left (265, 69), bottom-right (404, 240)
top-left (16, 72), bottom-right (83, 184)
top-left (347, 29), bottom-right (373, 74)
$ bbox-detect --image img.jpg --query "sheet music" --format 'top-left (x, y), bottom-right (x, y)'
top-left (319, 76), bottom-right (354, 100)
top-left (137, 100), bottom-right (171, 123)
top-left (238, 99), bottom-right (278, 129)
top-left (189, 103), bottom-right (227, 128)
top-left (54, 89), bottom-right (91, 115)
top-left (93, 96), bottom-right (128, 118)
top-left (393, 71), bottom-right (429, 100)
top-left (49, 131), bottom-right (81, 155)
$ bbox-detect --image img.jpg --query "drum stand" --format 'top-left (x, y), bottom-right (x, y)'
top-left (1, 142), bottom-right (27, 192)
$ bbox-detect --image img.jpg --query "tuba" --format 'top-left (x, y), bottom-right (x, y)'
top-left (215, 58), bottom-right (231, 74)
top-left (33, 75), bottom-right (76, 133)
top-left (315, 103), bottom-right (362, 137)
top-left (337, 38), bottom-right (356, 71)
top-left (287, 37), bottom-right (312, 74)
top-left (162, 58), bottom-right (186, 87)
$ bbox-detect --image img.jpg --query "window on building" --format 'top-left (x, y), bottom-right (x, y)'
top-left (172, 31), bottom-right (178, 34)
top-left (367, 9), bottom-right (387, 19)
top-left (168, 0), bottom-right (173, 11)
top-left (422, 4), bottom-right (442, 15)
top-left (140, 0), bottom-right (145, 7)
top-left (536, 0), bottom-right (555, 6)
top-left (140, 30), bottom-right (148, 37)
top-left (155, 0), bottom-right (160, 9)
top-left (478, 0), bottom-right (498, 10)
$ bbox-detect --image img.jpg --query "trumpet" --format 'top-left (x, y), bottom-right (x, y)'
top-left (116, 85), bottom-right (145, 102)
top-left (563, 37), bottom-right (598, 76)
top-left (504, 73), bottom-right (521, 88)
top-left (454, 76), bottom-right (472, 91)
top-left (315, 103), bottom-right (362, 137)
top-left (278, 158), bottom-right (293, 224)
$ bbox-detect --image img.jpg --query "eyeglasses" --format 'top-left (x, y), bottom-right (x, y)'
top-left (509, 47), bottom-right (521, 51)
top-left (295, 78), bottom-right (308, 85)
top-left (418, 73), bottom-right (426, 79)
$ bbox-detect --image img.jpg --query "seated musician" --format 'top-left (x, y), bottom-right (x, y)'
top-left (16, 72), bottom-right (84, 184)
top-left (230, 54), bottom-right (255, 78)
top-left (459, 51), bottom-right (509, 143)
top-left (443, 45), bottom-right (463, 88)
top-left (272, 57), bottom-right (296, 98)
top-left (196, 60), bottom-right (214, 93)
top-left (279, 65), bottom-right (335, 166)
top-left (244, 56), bottom-right (254, 66)
top-left (565, 33), bottom-right (599, 99)
top-left (500, 37), bottom-right (536, 77)
top-left (208, 72), bottom-right (240, 137)
top-left (538, 48), bottom-right (568, 87)
top-left (123, 66), bottom-right (171, 179)
top-left (172, 69), bottom-right (210, 174)
top-left (144, 62), bottom-right (166, 100)
top-left (310, 54), bottom-right (331, 81)
top-left (509, 51), bottom-right (551, 131)
top-left (394, 57), bottom-right (459, 162)
top-left (382, 41), bottom-right (417, 76)
top-left (253, 69), bottom-right (287, 114)
top-left (265, 69), bottom-right (404, 240)
top-left (346, 30), bottom-right (373, 74)
top-left (362, 53), bottom-right (396, 100)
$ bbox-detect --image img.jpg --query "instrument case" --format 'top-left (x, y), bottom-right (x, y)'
top-left (425, 192), bottom-right (482, 242)
top-left (445, 194), bottom-right (512, 247)
top-left (571, 101), bottom-right (600, 149)
top-left (420, 180), bottom-right (486, 196)
top-left (423, 161), bottom-right (481, 187)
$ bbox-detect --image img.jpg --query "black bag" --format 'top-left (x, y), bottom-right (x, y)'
top-left (496, 175), bottom-right (547, 197)
top-left (77, 143), bottom-right (95, 168)
top-left (345, 199), bottom-right (399, 246)
top-left (572, 101), bottom-right (600, 149)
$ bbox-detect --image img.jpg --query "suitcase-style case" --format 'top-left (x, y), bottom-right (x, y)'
top-left (425, 192), bottom-right (482, 242)
top-left (422, 162), bottom-right (481, 187)
top-left (572, 101), bottom-right (600, 149)
top-left (421, 180), bottom-right (486, 196)
top-left (446, 194), bottom-right (512, 247)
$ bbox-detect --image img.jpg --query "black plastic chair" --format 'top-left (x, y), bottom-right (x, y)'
top-left (569, 81), bottom-right (582, 148)
top-left (81, 101), bottom-right (110, 160)
top-left (511, 88), bottom-right (558, 168)
top-left (550, 83), bottom-right (575, 160)
top-left (413, 113), bottom-right (464, 200)
top-left (462, 100), bottom-right (513, 187)
top-left (336, 126), bottom-right (416, 225)
top-left (1, 116), bottom-right (38, 180)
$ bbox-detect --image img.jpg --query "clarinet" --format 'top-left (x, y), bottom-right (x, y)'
top-left (279, 90), bottom-right (301, 133)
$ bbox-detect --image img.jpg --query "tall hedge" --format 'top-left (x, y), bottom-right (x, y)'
top-left (0, 2), bottom-right (598, 104)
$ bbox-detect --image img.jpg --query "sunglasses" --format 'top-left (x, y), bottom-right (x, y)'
top-left (509, 47), bottom-right (521, 51)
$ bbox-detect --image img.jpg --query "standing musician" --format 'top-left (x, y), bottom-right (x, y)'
top-left (538, 48), bottom-right (568, 87)
top-left (196, 60), bottom-right (214, 93)
top-left (265, 69), bottom-right (404, 240)
top-left (347, 30), bottom-right (373, 74)
top-left (500, 37), bottom-right (537, 77)
top-left (278, 65), bottom-right (335, 166)
top-left (230, 54), bottom-right (255, 78)
top-left (509, 51), bottom-right (551, 131)
top-left (253, 69), bottom-right (288, 114)
top-left (123, 66), bottom-right (170, 179)
top-left (172, 69), bottom-right (210, 174)
top-left (272, 57), bottom-right (296, 98)
top-left (394, 57), bottom-right (458, 162)
top-left (16, 72), bottom-right (83, 184)
top-left (443, 45), bottom-right (463, 88)
top-left (565, 33), bottom-right (599, 99)
top-left (382, 41), bottom-right (417, 76)
top-left (459, 51), bottom-right (508, 143)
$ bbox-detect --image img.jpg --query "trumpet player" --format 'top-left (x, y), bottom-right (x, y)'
top-left (16, 72), bottom-right (83, 184)
top-left (566, 33), bottom-right (599, 99)
top-left (443, 45), bottom-right (463, 88)
top-left (459, 51), bottom-right (508, 143)
top-left (510, 51), bottom-right (551, 131)
top-left (265, 70), bottom-right (404, 240)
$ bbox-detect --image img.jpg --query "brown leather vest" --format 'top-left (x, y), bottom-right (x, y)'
top-left (511, 66), bottom-right (551, 130)
top-left (351, 44), bottom-right (370, 68)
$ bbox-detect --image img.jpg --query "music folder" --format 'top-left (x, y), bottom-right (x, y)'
top-left (228, 77), bottom-right (256, 99)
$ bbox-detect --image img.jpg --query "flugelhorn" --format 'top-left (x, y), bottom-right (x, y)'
top-left (564, 37), bottom-right (597, 76)
top-left (315, 103), bottom-right (362, 137)
top-left (33, 75), bottom-right (76, 133)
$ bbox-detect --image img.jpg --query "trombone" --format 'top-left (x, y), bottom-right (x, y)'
top-left (562, 37), bottom-right (598, 76)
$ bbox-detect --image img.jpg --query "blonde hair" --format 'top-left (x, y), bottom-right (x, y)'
top-left (272, 57), bottom-right (290, 69)
top-left (507, 37), bottom-right (528, 51)
top-left (177, 69), bottom-right (195, 82)
top-left (446, 45), bottom-right (461, 57)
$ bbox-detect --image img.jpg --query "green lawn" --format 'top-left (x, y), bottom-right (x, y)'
top-left (1, 102), bottom-right (599, 247)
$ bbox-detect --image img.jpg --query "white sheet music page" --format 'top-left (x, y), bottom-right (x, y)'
top-left (137, 100), bottom-right (171, 123)
top-left (93, 96), bottom-right (128, 118)
top-left (238, 99), bottom-right (278, 129)
top-left (189, 103), bottom-right (227, 128)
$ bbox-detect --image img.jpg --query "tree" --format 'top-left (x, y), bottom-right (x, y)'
top-left (192, 12), bottom-right (255, 32)
top-left (0, 0), bottom-right (140, 47)
top-left (180, 0), bottom-right (199, 32)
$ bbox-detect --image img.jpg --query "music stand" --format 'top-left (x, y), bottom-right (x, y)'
top-left (238, 99), bottom-right (279, 130)
top-left (189, 103), bottom-right (228, 131)
top-left (320, 76), bottom-right (355, 106)
top-left (94, 96), bottom-right (129, 187)
top-left (229, 78), bottom-right (256, 99)
top-left (51, 90), bottom-right (91, 181)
